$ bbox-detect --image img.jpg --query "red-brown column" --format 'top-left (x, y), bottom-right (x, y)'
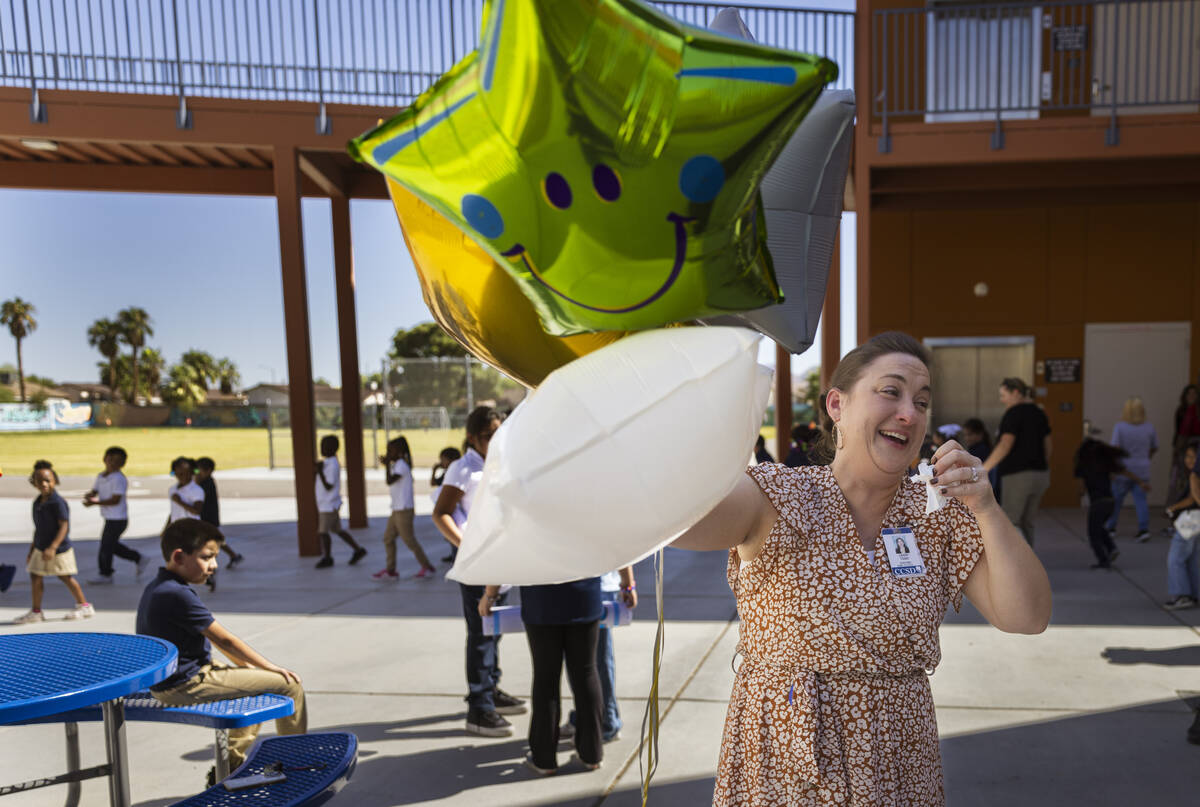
top-left (820, 232), bottom-right (841, 392)
top-left (273, 144), bottom-right (319, 555)
top-left (775, 344), bottom-right (793, 463)
top-left (332, 194), bottom-right (367, 529)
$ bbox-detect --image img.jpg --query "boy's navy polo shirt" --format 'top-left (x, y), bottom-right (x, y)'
top-left (136, 568), bottom-right (215, 690)
top-left (31, 492), bottom-right (71, 552)
top-left (520, 577), bottom-right (604, 626)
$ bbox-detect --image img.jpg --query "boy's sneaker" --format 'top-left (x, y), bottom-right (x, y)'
top-left (493, 688), bottom-right (528, 715)
top-left (414, 566), bottom-right (436, 579)
top-left (87, 574), bottom-right (115, 585)
top-left (466, 709), bottom-right (513, 737)
top-left (227, 553), bottom-right (244, 570)
top-left (1134, 530), bottom-right (1151, 543)
top-left (0, 564), bottom-right (15, 593)
top-left (136, 555), bottom-right (152, 579)
top-left (349, 547), bottom-right (368, 566)
top-left (65, 603), bottom-right (95, 620)
top-left (1164, 596), bottom-right (1197, 610)
top-left (372, 569), bottom-right (399, 581)
top-left (559, 722), bottom-right (576, 740)
top-left (315, 556), bottom-right (334, 569)
top-left (523, 754), bottom-right (557, 776)
top-left (13, 609), bottom-right (45, 624)
top-left (602, 727), bottom-right (623, 743)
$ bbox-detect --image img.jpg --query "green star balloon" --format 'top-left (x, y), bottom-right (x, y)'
top-left (349, 0), bottom-right (837, 336)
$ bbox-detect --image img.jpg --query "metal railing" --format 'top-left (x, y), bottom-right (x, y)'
top-left (873, 0), bottom-right (1200, 151)
top-left (0, 0), bottom-right (852, 127)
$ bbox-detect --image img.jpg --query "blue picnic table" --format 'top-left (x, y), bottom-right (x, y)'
top-left (0, 632), bottom-right (177, 807)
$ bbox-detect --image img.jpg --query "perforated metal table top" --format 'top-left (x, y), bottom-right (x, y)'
top-left (0, 632), bottom-right (178, 723)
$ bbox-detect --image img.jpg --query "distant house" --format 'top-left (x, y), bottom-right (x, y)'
top-left (243, 383), bottom-right (345, 408)
top-left (55, 382), bottom-right (116, 403)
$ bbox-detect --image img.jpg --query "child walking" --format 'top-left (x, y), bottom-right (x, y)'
top-left (431, 446), bottom-right (462, 563)
top-left (84, 446), bottom-right (149, 584)
top-left (168, 457), bottom-right (205, 523)
top-left (314, 435), bottom-right (366, 568)
top-left (1075, 436), bottom-right (1142, 569)
top-left (373, 437), bottom-right (435, 580)
top-left (137, 518), bottom-right (306, 783)
top-left (15, 460), bottom-right (94, 623)
top-left (195, 457), bottom-right (244, 594)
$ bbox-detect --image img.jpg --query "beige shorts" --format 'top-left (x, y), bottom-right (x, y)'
top-left (27, 546), bottom-right (79, 577)
top-left (317, 511), bottom-right (341, 533)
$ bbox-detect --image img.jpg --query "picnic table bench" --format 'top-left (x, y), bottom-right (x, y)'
top-left (169, 732), bottom-right (357, 807)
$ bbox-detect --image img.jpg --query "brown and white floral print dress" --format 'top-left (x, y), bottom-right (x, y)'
top-left (713, 463), bottom-right (984, 806)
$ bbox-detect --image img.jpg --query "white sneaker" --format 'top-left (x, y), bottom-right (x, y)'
top-left (136, 555), bottom-right (152, 579)
top-left (65, 603), bottom-right (95, 620)
top-left (13, 609), bottom-right (45, 624)
top-left (87, 575), bottom-right (115, 585)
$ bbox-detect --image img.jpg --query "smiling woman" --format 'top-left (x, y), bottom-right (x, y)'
top-left (671, 330), bottom-right (1052, 806)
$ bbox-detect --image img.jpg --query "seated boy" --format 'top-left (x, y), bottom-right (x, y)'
top-left (136, 519), bottom-right (306, 776)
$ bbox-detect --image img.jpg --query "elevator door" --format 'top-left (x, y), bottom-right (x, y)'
top-left (926, 339), bottom-right (1036, 437)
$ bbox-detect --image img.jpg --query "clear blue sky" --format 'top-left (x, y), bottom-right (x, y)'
top-left (0, 0), bottom-right (858, 390)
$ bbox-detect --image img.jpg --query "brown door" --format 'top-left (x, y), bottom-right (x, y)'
top-left (1040, 2), bottom-right (1093, 116)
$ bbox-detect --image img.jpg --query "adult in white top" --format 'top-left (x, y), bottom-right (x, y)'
top-left (313, 435), bottom-right (366, 568)
top-left (373, 437), bottom-right (432, 580)
top-left (167, 457), bottom-right (205, 523)
top-left (433, 406), bottom-right (526, 737)
top-left (83, 446), bottom-right (147, 583)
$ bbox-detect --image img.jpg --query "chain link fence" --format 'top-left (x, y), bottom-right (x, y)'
top-left (260, 357), bottom-right (525, 469)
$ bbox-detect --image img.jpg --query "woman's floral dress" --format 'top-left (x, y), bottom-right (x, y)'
top-left (713, 464), bottom-right (984, 806)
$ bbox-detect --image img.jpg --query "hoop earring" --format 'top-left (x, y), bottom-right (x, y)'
top-left (833, 423), bottom-right (845, 451)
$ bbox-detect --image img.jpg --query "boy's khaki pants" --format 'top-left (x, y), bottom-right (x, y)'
top-left (152, 663), bottom-right (307, 769)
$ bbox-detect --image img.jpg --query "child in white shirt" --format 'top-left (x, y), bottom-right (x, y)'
top-left (372, 437), bottom-right (434, 580)
top-left (314, 435), bottom-right (366, 568)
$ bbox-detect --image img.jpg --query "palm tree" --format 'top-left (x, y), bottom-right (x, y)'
top-left (87, 317), bottom-right (123, 400)
top-left (162, 362), bottom-right (207, 411)
top-left (215, 357), bottom-right (241, 395)
top-left (1, 298), bottom-right (37, 402)
top-left (117, 307), bottom-right (153, 405)
top-left (139, 348), bottom-right (166, 396)
top-left (180, 350), bottom-right (219, 389)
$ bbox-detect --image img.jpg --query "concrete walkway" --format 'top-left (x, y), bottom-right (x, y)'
top-left (0, 495), bottom-right (1196, 806)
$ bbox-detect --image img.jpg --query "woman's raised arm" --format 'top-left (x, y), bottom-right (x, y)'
top-left (671, 473), bottom-right (775, 554)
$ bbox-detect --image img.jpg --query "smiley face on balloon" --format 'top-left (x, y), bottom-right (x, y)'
top-left (350, 0), bottom-right (837, 336)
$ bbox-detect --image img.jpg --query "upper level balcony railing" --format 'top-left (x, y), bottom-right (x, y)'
top-left (873, 0), bottom-right (1200, 151)
top-left (0, 0), bottom-right (853, 128)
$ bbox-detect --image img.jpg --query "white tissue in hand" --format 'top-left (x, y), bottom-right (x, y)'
top-left (917, 461), bottom-right (949, 515)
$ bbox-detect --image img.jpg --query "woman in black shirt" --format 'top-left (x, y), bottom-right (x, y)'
top-left (982, 379), bottom-right (1052, 546)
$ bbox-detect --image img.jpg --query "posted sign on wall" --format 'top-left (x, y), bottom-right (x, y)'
top-left (0, 400), bottom-right (93, 431)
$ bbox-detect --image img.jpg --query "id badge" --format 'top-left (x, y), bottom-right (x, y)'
top-left (881, 527), bottom-right (926, 577)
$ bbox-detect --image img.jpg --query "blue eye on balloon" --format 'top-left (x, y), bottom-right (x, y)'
top-left (461, 194), bottom-right (504, 239)
top-left (593, 163), bottom-right (621, 202)
top-left (543, 172), bottom-right (572, 209)
top-left (679, 155), bottom-right (724, 203)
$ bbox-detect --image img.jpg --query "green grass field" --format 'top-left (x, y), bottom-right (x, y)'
top-left (0, 424), bottom-right (780, 477)
top-left (0, 427), bottom-right (465, 476)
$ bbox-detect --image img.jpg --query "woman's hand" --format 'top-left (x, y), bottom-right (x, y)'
top-left (477, 593), bottom-right (496, 618)
top-left (931, 440), bottom-right (999, 516)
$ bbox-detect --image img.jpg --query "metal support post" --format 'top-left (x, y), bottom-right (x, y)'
top-left (102, 700), bottom-right (131, 807)
top-left (464, 355), bottom-right (475, 414)
top-left (171, 0), bottom-right (192, 129)
top-left (1105, 1), bottom-right (1120, 146)
top-left (21, 0), bottom-right (47, 123)
top-left (266, 399), bottom-right (275, 470)
top-left (64, 722), bottom-right (81, 807)
top-left (214, 729), bottom-right (230, 781)
top-left (313, 1), bottom-right (331, 134)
